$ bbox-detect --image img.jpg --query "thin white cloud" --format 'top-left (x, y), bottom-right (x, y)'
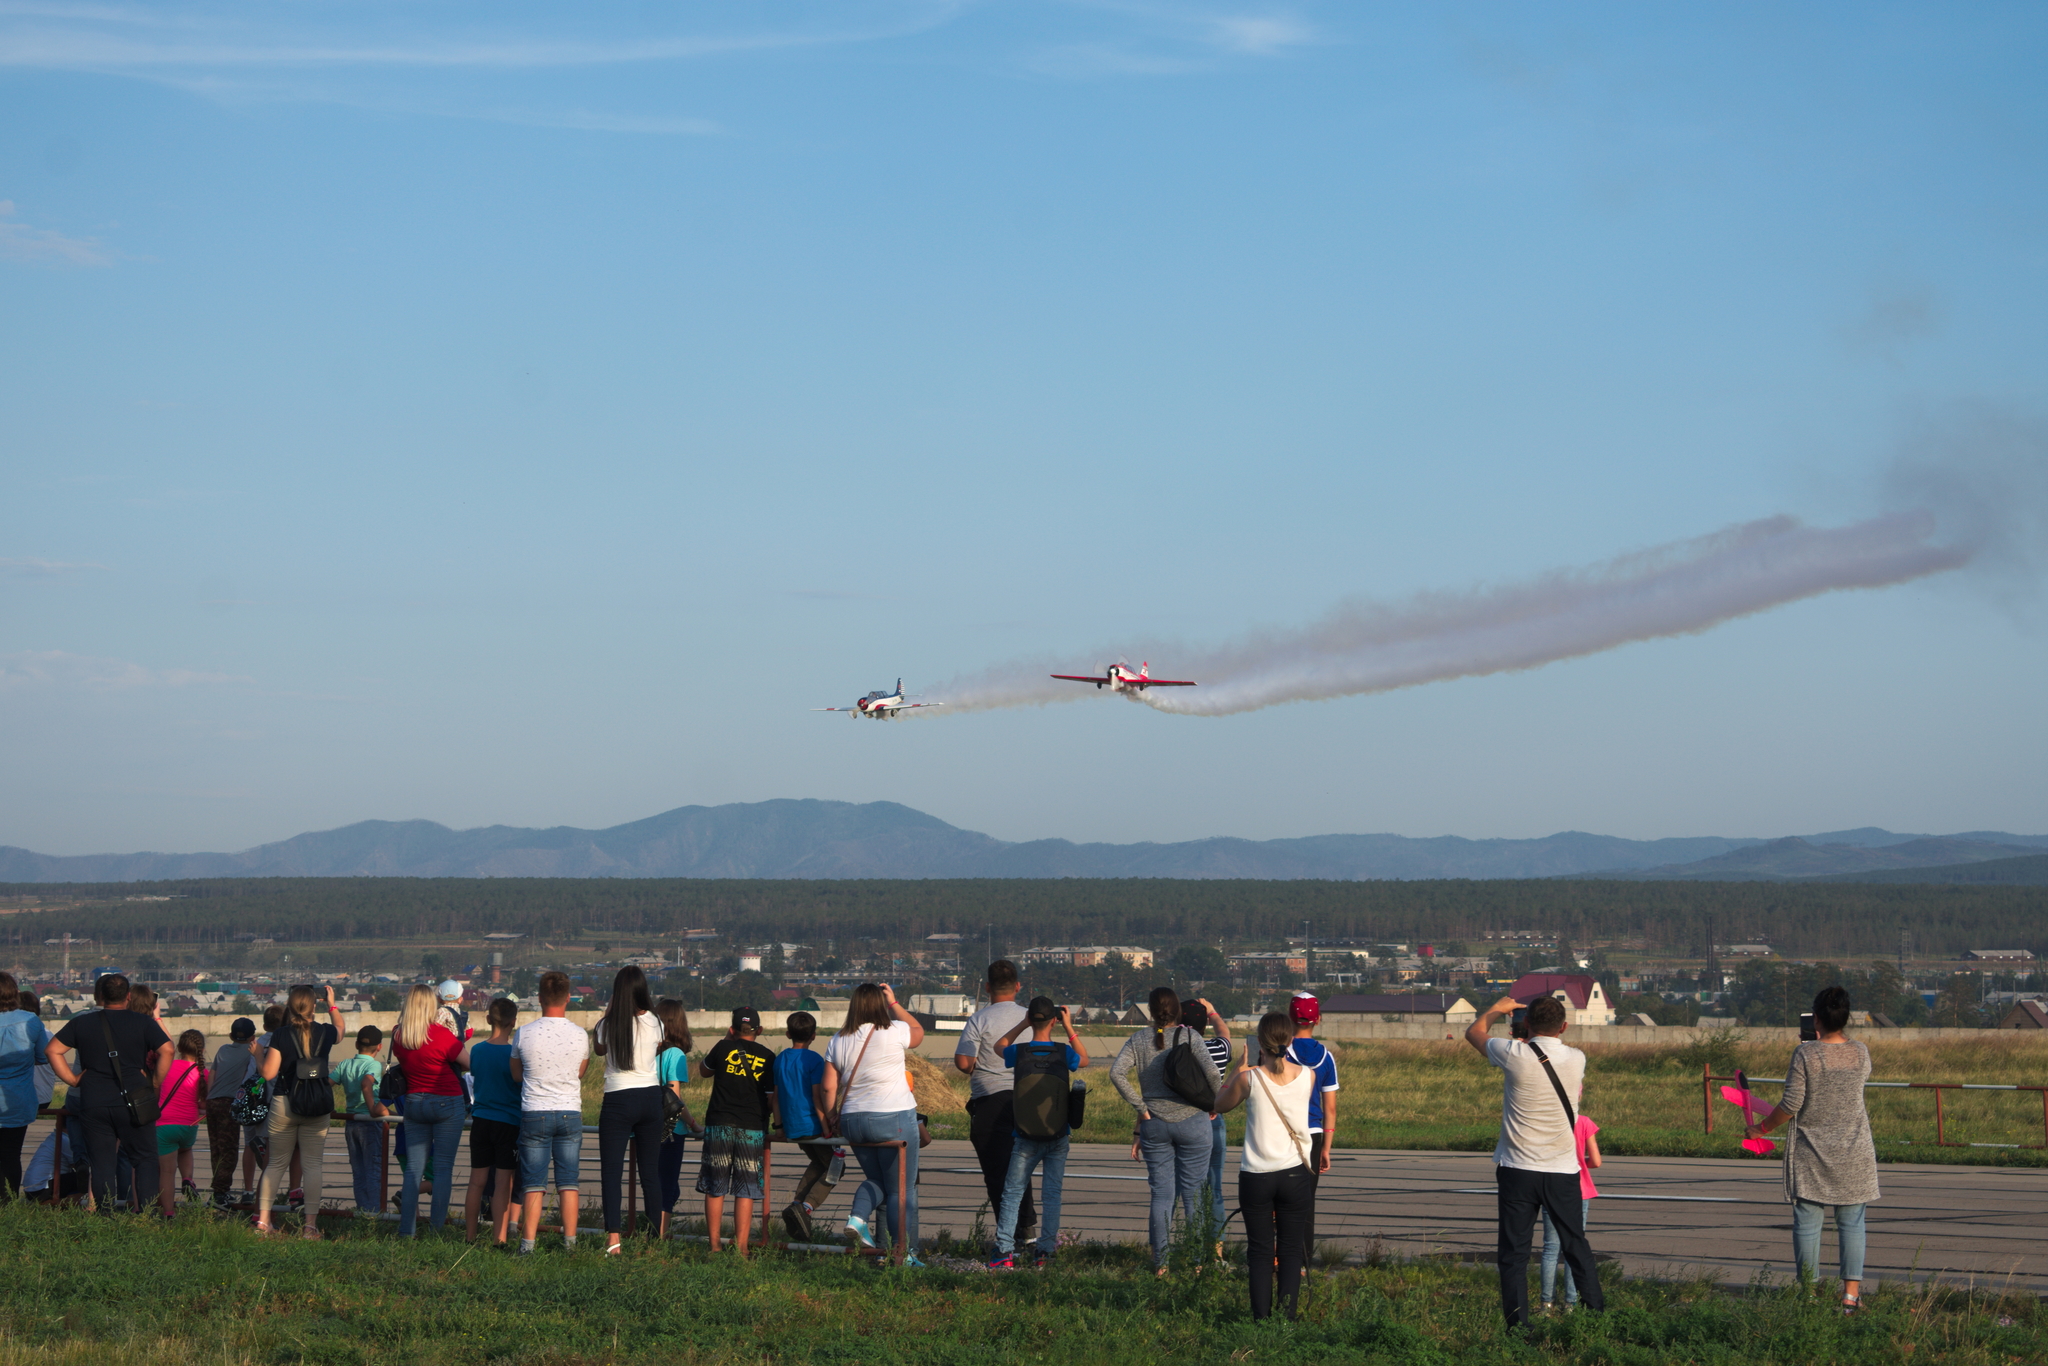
top-left (0, 649), bottom-right (250, 692)
top-left (0, 557), bottom-right (109, 576)
top-left (0, 199), bottom-right (110, 266)
top-left (1208, 15), bottom-right (1312, 56)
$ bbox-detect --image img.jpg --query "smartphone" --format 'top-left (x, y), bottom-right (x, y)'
top-left (1510, 1007), bottom-right (1530, 1040)
top-left (1798, 1012), bottom-right (1817, 1042)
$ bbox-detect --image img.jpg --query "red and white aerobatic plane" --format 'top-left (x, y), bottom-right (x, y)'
top-left (1049, 661), bottom-right (1197, 693)
top-left (813, 679), bottom-right (942, 720)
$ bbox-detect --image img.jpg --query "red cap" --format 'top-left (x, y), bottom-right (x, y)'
top-left (1288, 991), bottom-right (1320, 1025)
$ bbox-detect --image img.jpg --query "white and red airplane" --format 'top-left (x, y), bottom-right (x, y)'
top-left (1050, 661), bottom-right (1197, 693)
top-left (813, 679), bottom-right (942, 720)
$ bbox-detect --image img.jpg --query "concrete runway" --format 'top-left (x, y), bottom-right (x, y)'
top-left (24, 1114), bottom-right (2043, 1292)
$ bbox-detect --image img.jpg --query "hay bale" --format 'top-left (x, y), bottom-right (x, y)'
top-left (905, 1049), bottom-right (968, 1115)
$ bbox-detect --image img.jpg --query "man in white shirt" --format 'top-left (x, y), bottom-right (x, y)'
top-left (954, 960), bottom-right (1034, 1250)
top-left (509, 970), bottom-right (590, 1252)
top-left (1465, 993), bottom-right (1604, 1327)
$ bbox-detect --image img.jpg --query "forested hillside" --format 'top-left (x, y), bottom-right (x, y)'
top-left (2, 876), bottom-right (2042, 959)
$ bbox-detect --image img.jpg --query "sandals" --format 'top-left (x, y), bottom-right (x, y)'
top-left (1840, 1293), bottom-right (1861, 1315)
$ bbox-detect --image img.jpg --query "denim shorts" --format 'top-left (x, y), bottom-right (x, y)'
top-left (518, 1110), bottom-right (583, 1192)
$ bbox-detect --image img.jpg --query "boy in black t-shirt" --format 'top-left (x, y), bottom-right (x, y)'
top-left (695, 1006), bottom-right (778, 1255)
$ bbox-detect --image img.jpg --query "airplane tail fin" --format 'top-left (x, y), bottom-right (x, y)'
top-left (1140, 661), bottom-right (1150, 678)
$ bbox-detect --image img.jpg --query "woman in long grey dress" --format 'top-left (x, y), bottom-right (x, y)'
top-left (1745, 985), bottom-right (1880, 1313)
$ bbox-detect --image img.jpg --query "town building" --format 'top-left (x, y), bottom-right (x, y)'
top-left (1228, 951), bottom-right (1308, 980)
top-left (1507, 973), bottom-right (1614, 1027)
top-left (1996, 1000), bottom-right (2048, 1030)
top-left (1016, 946), bottom-right (1156, 970)
top-left (1965, 949), bottom-right (2036, 962)
top-left (1321, 993), bottom-right (1476, 1025)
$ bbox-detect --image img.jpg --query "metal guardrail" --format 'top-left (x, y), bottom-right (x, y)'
top-left (1703, 1067), bottom-right (2048, 1149)
top-left (50, 1109), bottom-right (915, 1256)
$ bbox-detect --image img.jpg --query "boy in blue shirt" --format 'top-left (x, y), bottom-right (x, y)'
top-left (988, 997), bottom-right (1089, 1270)
top-left (773, 1011), bottom-right (844, 1242)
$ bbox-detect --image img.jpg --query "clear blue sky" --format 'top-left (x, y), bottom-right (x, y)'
top-left (4, 2), bottom-right (2045, 856)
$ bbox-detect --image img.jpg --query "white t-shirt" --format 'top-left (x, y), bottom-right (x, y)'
top-left (825, 1021), bottom-right (917, 1115)
top-left (595, 1011), bottom-right (665, 1092)
top-left (1486, 1036), bottom-right (1586, 1175)
top-left (512, 1016), bottom-right (590, 1112)
top-left (1240, 1064), bottom-right (1316, 1174)
top-left (955, 1001), bottom-right (1029, 1099)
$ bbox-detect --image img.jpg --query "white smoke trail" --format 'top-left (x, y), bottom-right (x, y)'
top-left (924, 511), bottom-right (1972, 717)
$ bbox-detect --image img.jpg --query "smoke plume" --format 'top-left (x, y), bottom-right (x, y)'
top-left (925, 511), bottom-right (1973, 717)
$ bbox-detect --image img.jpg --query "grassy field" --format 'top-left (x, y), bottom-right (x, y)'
top-left (0, 1199), bottom-right (2037, 1366)
top-left (564, 1030), bottom-right (2048, 1164)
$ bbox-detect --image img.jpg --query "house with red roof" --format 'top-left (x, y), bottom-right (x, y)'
top-left (1507, 973), bottom-right (1614, 1027)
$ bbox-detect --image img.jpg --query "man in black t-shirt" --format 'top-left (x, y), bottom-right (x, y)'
top-left (46, 973), bottom-right (173, 1212)
top-left (695, 1006), bottom-right (779, 1255)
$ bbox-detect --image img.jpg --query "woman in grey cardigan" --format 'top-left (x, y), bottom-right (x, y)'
top-left (1111, 986), bottom-right (1223, 1274)
top-left (1745, 985), bottom-right (1880, 1313)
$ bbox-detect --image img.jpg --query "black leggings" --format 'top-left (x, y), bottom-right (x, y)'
top-left (598, 1087), bottom-right (666, 1235)
top-left (0, 1126), bottom-right (26, 1197)
top-left (1240, 1165), bottom-right (1314, 1320)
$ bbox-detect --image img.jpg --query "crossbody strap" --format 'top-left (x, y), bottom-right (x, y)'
top-left (95, 1012), bottom-right (129, 1087)
top-left (1249, 1063), bottom-right (1313, 1171)
top-left (830, 1025), bottom-right (878, 1125)
top-left (1526, 1041), bottom-right (1577, 1132)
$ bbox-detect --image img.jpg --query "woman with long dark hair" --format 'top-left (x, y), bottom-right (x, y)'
top-left (1214, 1011), bottom-right (1316, 1320)
top-left (653, 997), bottom-right (698, 1237)
top-left (821, 982), bottom-right (925, 1263)
top-left (1110, 986), bottom-right (1223, 1274)
top-left (591, 965), bottom-right (666, 1252)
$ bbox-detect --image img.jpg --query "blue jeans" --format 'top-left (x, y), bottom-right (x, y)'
top-left (1793, 1199), bottom-right (1867, 1283)
top-left (840, 1108), bottom-right (920, 1251)
top-left (398, 1093), bottom-right (464, 1237)
top-left (997, 1132), bottom-right (1068, 1256)
top-left (517, 1110), bottom-right (583, 1194)
top-left (344, 1119), bottom-right (383, 1211)
top-left (1139, 1113), bottom-right (1211, 1266)
top-left (1541, 1198), bottom-right (1592, 1304)
top-left (1206, 1115), bottom-right (1228, 1230)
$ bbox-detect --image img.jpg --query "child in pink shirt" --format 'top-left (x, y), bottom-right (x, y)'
top-left (155, 1029), bottom-right (210, 1216)
top-left (1540, 1108), bottom-right (1603, 1311)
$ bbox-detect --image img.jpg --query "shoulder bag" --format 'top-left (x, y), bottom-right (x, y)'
top-left (1525, 1041), bottom-right (1577, 1132)
top-left (96, 1012), bottom-right (159, 1129)
top-left (378, 1040), bottom-right (412, 1104)
top-left (1163, 1025), bottom-right (1219, 1111)
top-left (825, 1025), bottom-right (878, 1135)
top-left (661, 1047), bottom-right (689, 1128)
top-left (1248, 1062), bottom-right (1313, 1172)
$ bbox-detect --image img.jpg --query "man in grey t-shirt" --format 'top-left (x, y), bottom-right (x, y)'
top-left (954, 960), bottom-right (1034, 1247)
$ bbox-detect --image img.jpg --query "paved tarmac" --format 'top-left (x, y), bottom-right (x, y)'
top-left (23, 1115), bottom-right (2043, 1293)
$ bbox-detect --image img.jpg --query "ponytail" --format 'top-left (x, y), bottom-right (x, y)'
top-left (1148, 987), bottom-right (1181, 1052)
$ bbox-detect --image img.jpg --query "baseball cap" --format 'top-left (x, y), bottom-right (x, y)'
top-left (732, 1006), bottom-right (762, 1031)
top-left (437, 979), bottom-right (464, 1001)
top-left (1025, 995), bottom-right (1058, 1024)
top-left (229, 1016), bottom-right (256, 1042)
top-left (1288, 991), bottom-right (1321, 1025)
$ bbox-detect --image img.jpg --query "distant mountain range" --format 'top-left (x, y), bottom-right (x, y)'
top-left (4, 800), bottom-right (2047, 883)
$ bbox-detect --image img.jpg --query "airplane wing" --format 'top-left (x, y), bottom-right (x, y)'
top-left (886, 702), bottom-right (944, 710)
top-left (1138, 678), bottom-right (1197, 687)
top-left (812, 707), bottom-right (857, 712)
top-left (1050, 674), bottom-right (1111, 684)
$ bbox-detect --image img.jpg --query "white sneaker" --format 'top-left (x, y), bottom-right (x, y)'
top-left (844, 1214), bottom-right (878, 1250)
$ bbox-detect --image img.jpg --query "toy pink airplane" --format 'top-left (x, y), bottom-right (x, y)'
top-left (1721, 1070), bottom-right (1777, 1155)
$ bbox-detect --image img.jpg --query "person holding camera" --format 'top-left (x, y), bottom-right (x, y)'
top-left (1742, 985), bottom-right (1879, 1314)
top-left (1464, 993), bottom-right (1605, 1328)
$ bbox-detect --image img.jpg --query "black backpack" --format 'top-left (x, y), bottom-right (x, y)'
top-left (1012, 1043), bottom-right (1074, 1140)
top-left (282, 1028), bottom-right (335, 1119)
top-left (1161, 1026), bottom-right (1218, 1111)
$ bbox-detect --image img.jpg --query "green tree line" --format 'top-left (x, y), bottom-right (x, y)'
top-left (2, 875), bottom-right (2042, 960)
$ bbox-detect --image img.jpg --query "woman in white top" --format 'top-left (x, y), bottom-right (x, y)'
top-left (1214, 1011), bottom-right (1316, 1321)
top-left (590, 966), bottom-right (666, 1252)
top-left (821, 983), bottom-right (925, 1262)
